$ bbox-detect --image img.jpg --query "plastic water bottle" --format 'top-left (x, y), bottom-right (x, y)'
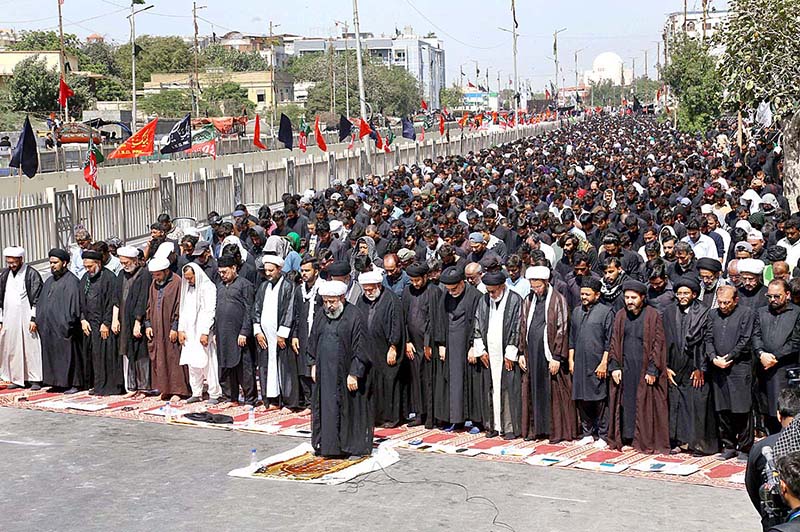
top-left (165, 400), bottom-right (172, 422)
top-left (250, 448), bottom-right (258, 467)
top-left (248, 404), bottom-right (255, 427)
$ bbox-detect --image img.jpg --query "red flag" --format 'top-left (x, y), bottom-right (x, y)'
top-left (438, 114), bottom-right (445, 136)
top-left (458, 113), bottom-right (469, 128)
top-left (419, 127), bottom-right (425, 142)
top-left (186, 139), bottom-right (217, 159)
top-left (492, 111), bottom-right (498, 124)
top-left (58, 76), bottom-right (74, 108)
top-left (358, 118), bottom-right (372, 139)
top-left (374, 130), bottom-right (384, 150)
top-left (298, 131), bottom-right (307, 153)
top-left (545, 89), bottom-right (551, 100)
top-left (467, 81), bottom-right (476, 88)
top-left (314, 116), bottom-right (327, 152)
top-left (253, 114), bottom-right (267, 150)
top-left (384, 141), bottom-right (391, 154)
top-left (347, 132), bottom-right (355, 150)
top-left (83, 150), bottom-right (99, 190)
top-left (421, 99), bottom-right (428, 111)
top-left (107, 118), bottom-right (158, 159)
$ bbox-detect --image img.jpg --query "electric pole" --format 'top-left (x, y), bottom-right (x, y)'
top-left (127, 2), bottom-right (153, 131)
top-left (643, 49), bottom-right (648, 79)
top-left (574, 48), bottom-right (584, 99)
top-left (702, 0), bottom-right (708, 41)
top-left (352, 0), bottom-right (370, 166)
top-left (335, 20), bottom-right (351, 118)
top-left (683, 0), bottom-right (688, 31)
top-left (57, 0), bottom-right (68, 121)
top-left (553, 28), bottom-right (566, 105)
top-left (192, 2), bottom-right (206, 117)
top-left (511, 0), bottom-right (519, 109)
top-left (269, 21), bottom-right (281, 137)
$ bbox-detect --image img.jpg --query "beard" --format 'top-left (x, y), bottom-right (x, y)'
top-left (324, 302), bottom-right (344, 319)
top-left (364, 290), bottom-right (381, 302)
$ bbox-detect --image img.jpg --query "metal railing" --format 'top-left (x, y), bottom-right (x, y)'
top-left (1, 119), bottom-right (573, 266)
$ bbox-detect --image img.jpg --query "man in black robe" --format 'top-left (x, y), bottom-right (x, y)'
top-left (215, 254), bottom-right (257, 406)
top-left (663, 277), bottom-right (717, 455)
top-left (112, 245), bottom-right (151, 395)
top-left (471, 270), bottom-right (523, 438)
top-left (191, 241), bottom-right (221, 285)
top-left (79, 250), bottom-right (124, 395)
top-left (291, 256), bottom-right (322, 410)
top-left (738, 258), bottom-right (768, 311)
top-left (307, 279), bottom-right (372, 457)
top-left (434, 267), bottom-right (481, 429)
top-left (569, 276), bottom-right (615, 447)
top-left (706, 285), bottom-right (755, 459)
top-left (39, 248), bottom-right (82, 393)
top-left (355, 269), bottom-right (404, 428)
top-left (253, 254), bottom-right (297, 409)
top-left (402, 262), bottom-right (442, 428)
top-left (753, 279), bottom-right (800, 435)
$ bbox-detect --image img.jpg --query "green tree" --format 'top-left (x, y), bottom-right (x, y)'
top-left (201, 44), bottom-right (269, 72)
top-left (138, 90), bottom-right (192, 117)
top-left (80, 41), bottom-right (120, 77)
top-left (7, 56), bottom-right (59, 113)
top-left (715, 0), bottom-right (800, 121)
top-left (278, 103), bottom-right (306, 127)
top-left (201, 81), bottom-right (254, 116)
top-left (588, 80), bottom-right (622, 107)
top-left (11, 30), bottom-right (81, 55)
top-left (439, 86), bottom-right (463, 109)
top-left (115, 36), bottom-right (194, 89)
top-left (631, 77), bottom-right (661, 102)
top-left (662, 34), bottom-right (722, 133)
top-left (94, 77), bottom-right (130, 101)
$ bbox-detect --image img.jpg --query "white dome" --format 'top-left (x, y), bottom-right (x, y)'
top-left (592, 52), bottom-right (623, 75)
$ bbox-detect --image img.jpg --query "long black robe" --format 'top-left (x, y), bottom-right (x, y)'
top-left (39, 271), bottom-right (82, 388)
top-left (115, 267), bottom-right (151, 391)
top-left (753, 303), bottom-right (800, 417)
top-left (705, 304), bottom-right (754, 414)
top-left (471, 289), bottom-right (523, 435)
top-left (215, 275), bottom-right (257, 403)
top-left (401, 281), bottom-right (442, 425)
top-left (356, 289), bottom-right (404, 427)
top-left (432, 283), bottom-right (481, 424)
top-left (307, 303), bottom-right (372, 457)
top-left (292, 280), bottom-right (321, 407)
top-left (570, 302), bottom-right (614, 402)
top-left (253, 276), bottom-right (297, 407)
top-left (663, 300), bottom-right (718, 454)
top-left (79, 268), bottom-right (124, 395)
top-left (738, 284), bottom-right (768, 311)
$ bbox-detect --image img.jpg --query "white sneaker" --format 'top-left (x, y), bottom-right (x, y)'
top-left (593, 439), bottom-right (609, 449)
top-left (576, 436), bottom-right (595, 446)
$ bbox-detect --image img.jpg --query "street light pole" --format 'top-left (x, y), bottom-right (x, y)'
top-left (192, 2), bottom-right (206, 118)
top-left (574, 48), bottom-right (584, 101)
top-left (352, 0), bottom-right (371, 167)
top-left (127, 2), bottom-right (153, 132)
top-left (511, 0), bottom-right (519, 109)
top-left (269, 21), bottom-right (281, 138)
top-left (335, 20), bottom-right (351, 118)
top-left (553, 28), bottom-right (566, 105)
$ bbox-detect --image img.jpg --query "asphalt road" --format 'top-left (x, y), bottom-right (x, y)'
top-left (0, 407), bottom-right (761, 532)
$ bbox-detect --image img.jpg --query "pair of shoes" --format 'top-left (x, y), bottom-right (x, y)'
top-left (485, 430), bottom-right (499, 438)
top-left (207, 397), bottom-right (221, 406)
top-left (28, 383), bottom-right (41, 391)
top-left (63, 387), bottom-right (79, 395)
top-left (576, 436), bottom-right (595, 446)
top-left (185, 396), bottom-right (202, 404)
top-left (719, 449), bottom-right (738, 461)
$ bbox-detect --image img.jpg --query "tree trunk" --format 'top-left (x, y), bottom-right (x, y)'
top-left (783, 110), bottom-right (800, 214)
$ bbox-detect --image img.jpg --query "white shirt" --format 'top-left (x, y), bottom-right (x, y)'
top-left (682, 234), bottom-right (718, 260)
top-left (506, 276), bottom-right (530, 300)
top-left (779, 237), bottom-right (800, 271)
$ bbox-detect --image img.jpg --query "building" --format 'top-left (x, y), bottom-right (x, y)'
top-left (583, 52), bottom-right (632, 87)
top-left (0, 28), bottom-right (19, 50)
top-left (664, 8), bottom-right (730, 47)
top-left (289, 26), bottom-right (446, 108)
top-left (214, 31), bottom-right (291, 70)
top-left (0, 50), bottom-right (79, 87)
top-left (143, 70), bottom-right (294, 112)
top-left (86, 33), bottom-right (105, 44)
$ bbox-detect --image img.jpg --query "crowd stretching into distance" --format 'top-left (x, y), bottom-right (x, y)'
top-left (3, 115), bottom-right (800, 512)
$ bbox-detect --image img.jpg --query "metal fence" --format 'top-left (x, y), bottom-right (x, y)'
top-left (3, 120), bottom-right (571, 266)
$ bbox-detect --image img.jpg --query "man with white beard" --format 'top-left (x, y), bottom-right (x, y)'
top-left (0, 246), bottom-right (43, 389)
top-left (112, 246), bottom-right (151, 395)
top-left (178, 263), bottom-right (221, 405)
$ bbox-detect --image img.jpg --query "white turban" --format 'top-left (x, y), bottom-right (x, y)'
top-left (154, 241), bottom-right (174, 259)
top-left (262, 254), bottom-right (285, 268)
top-left (3, 246), bottom-right (24, 258)
top-left (737, 258), bottom-right (765, 275)
top-left (318, 280), bottom-right (347, 297)
top-left (525, 266), bottom-right (550, 280)
top-left (358, 270), bottom-right (383, 286)
top-left (147, 257), bottom-right (170, 272)
top-left (117, 246), bottom-right (139, 259)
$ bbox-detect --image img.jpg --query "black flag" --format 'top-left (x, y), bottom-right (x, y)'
top-left (633, 95), bottom-right (643, 113)
top-left (338, 115), bottom-right (352, 142)
top-left (160, 113), bottom-right (192, 154)
top-left (9, 115), bottom-right (38, 178)
top-left (278, 113), bottom-right (293, 150)
top-left (401, 117), bottom-right (416, 141)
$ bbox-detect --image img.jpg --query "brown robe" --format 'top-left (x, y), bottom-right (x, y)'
top-left (518, 289), bottom-right (578, 442)
top-left (146, 273), bottom-right (189, 397)
top-left (607, 305), bottom-right (670, 454)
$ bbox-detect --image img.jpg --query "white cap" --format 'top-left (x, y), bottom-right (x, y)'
top-left (329, 220), bottom-right (343, 234)
top-left (358, 270), bottom-right (383, 285)
top-left (747, 229), bottom-right (764, 241)
top-left (147, 257), bottom-right (170, 272)
top-left (3, 246), bottom-right (24, 258)
top-left (318, 280), bottom-right (347, 297)
top-left (737, 258), bottom-right (765, 275)
top-left (525, 266), bottom-right (550, 280)
top-left (262, 254), bottom-right (285, 268)
top-left (154, 241), bottom-right (174, 259)
top-left (117, 246), bottom-right (139, 258)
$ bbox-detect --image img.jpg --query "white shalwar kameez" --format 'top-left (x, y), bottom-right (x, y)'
top-left (0, 265), bottom-right (41, 385)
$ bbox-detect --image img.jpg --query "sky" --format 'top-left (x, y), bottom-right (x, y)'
top-left (2, 0), bottom-right (729, 91)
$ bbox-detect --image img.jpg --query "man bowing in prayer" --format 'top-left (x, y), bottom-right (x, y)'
top-left (519, 265), bottom-right (577, 443)
top-left (356, 269), bottom-right (404, 428)
top-left (471, 270), bottom-right (523, 439)
top-left (254, 254), bottom-right (297, 410)
top-left (145, 257), bottom-right (189, 401)
top-left (39, 248), bottom-right (82, 393)
top-left (0, 247), bottom-right (43, 390)
top-left (307, 280), bottom-right (372, 458)
top-left (178, 263), bottom-right (221, 405)
top-left (607, 280), bottom-right (670, 454)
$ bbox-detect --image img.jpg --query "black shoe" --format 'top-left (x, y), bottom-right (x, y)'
top-left (502, 432), bottom-right (516, 440)
top-left (719, 449), bottom-right (738, 460)
top-left (28, 382), bottom-right (41, 391)
top-left (185, 396), bottom-right (202, 404)
top-left (63, 387), bottom-right (79, 395)
top-left (485, 430), bottom-right (499, 438)
top-left (142, 389), bottom-right (160, 397)
top-left (407, 418), bottom-right (424, 427)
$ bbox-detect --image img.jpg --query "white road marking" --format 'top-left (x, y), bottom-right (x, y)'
top-left (521, 493), bottom-right (588, 503)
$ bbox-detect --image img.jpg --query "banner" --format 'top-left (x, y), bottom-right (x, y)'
top-left (108, 118), bottom-right (158, 159)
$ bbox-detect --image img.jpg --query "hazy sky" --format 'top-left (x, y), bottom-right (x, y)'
top-left (2, 0), bottom-right (728, 90)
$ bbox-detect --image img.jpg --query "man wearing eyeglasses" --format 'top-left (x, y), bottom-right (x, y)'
top-left (753, 279), bottom-right (800, 435)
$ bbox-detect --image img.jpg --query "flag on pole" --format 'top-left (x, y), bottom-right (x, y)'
top-left (9, 115), bottom-right (38, 178)
top-left (186, 139), bottom-right (217, 159)
top-left (338, 115), bottom-right (352, 142)
top-left (253, 114), bottom-right (267, 150)
top-left (458, 113), bottom-right (469, 128)
top-left (421, 99), bottom-right (428, 111)
top-left (374, 129), bottom-right (383, 150)
top-left (278, 113), bottom-right (293, 149)
top-left (384, 127), bottom-right (394, 153)
top-left (298, 117), bottom-right (310, 153)
top-left (314, 116), bottom-right (327, 152)
top-left (401, 117), bottom-right (416, 141)
top-left (438, 113), bottom-right (445, 135)
top-left (160, 113), bottom-right (192, 154)
top-left (467, 81), bottom-right (476, 88)
top-left (347, 132), bottom-right (355, 150)
top-left (83, 139), bottom-right (99, 191)
top-left (358, 118), bottom-right (372, 139)
top-left (419, 126), bottom-right (425, 142)
top-left (107, 118), bottom-right (158, 159)
top-left (58, 76), bottom-right (74, 108)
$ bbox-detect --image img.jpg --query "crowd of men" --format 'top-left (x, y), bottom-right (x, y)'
top-left (2, 114), bottom-right (800, 481)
